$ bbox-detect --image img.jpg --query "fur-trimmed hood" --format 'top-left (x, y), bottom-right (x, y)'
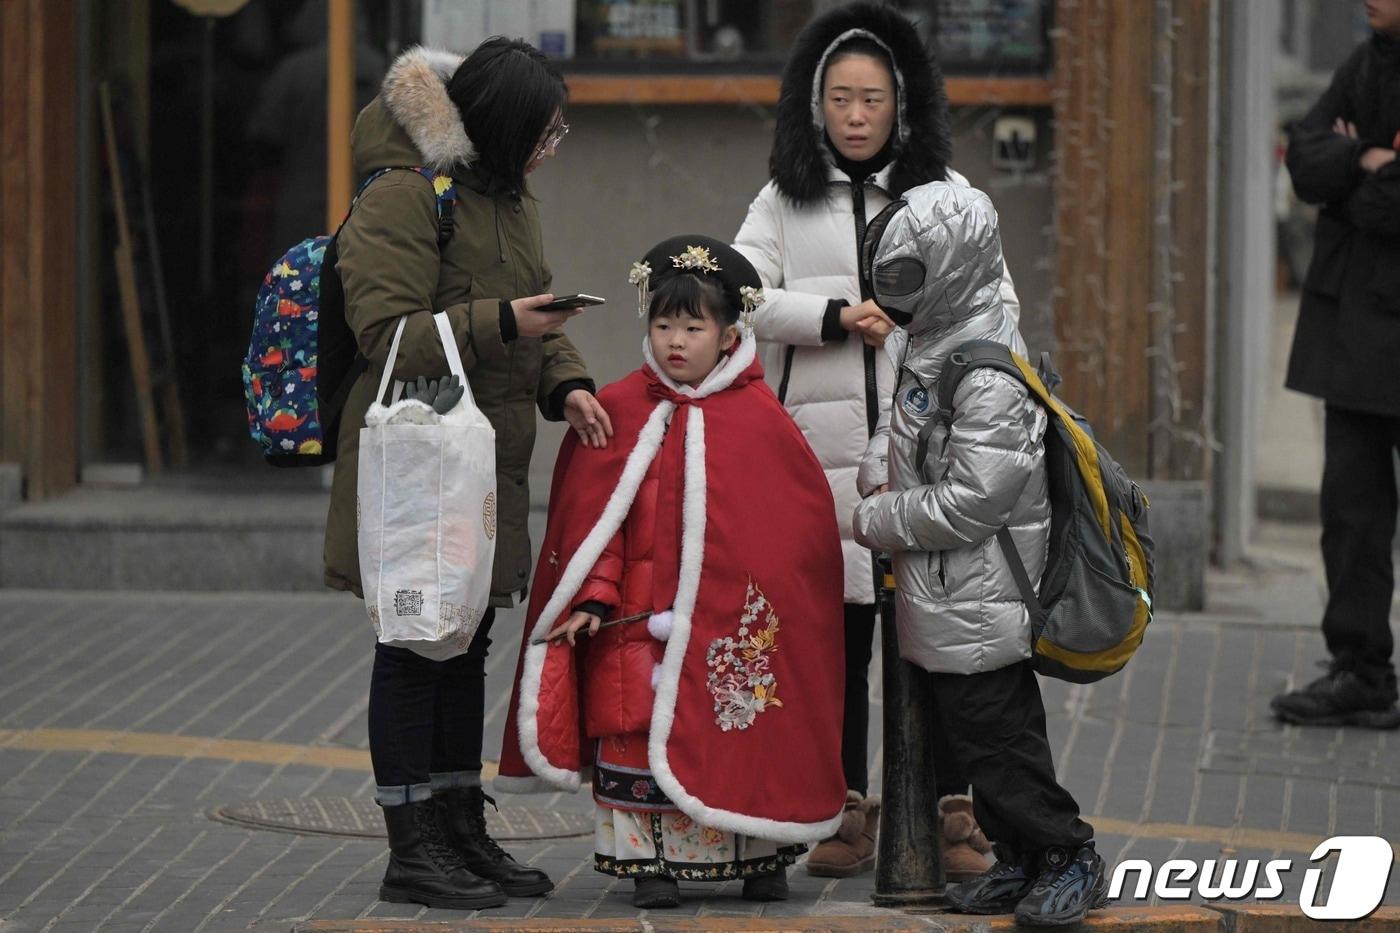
top-left (352, 46), bottom-right (475, 176)
top-left (770, 3), bottom-right (951, 206)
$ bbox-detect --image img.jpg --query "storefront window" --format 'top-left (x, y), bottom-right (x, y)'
top-left (420, 0), bottom-right (1051, 75)
top-left (81, 0), bottom-right (1050, 478)
top-left (85, 0), bottom-right (404, 470)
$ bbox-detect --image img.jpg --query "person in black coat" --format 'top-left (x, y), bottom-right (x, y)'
top-left (1272, 0), bottom-right (1400, 729)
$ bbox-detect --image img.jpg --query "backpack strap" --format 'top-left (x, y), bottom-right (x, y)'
top-left (996, 526), bottom-right (1044, 625)
top-left (936, 339), bottom-right (1025, 415)
top-left (913, 339), bottom-right (1027, 473)
top-left (410, 166), bottom-right (457, 247)
top-left (317, 167), bottom-right (458, 428)
top-left (336, 166), bottom-right (457, 245)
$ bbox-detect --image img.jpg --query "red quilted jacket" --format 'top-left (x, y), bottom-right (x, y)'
top-left (572, 452), bottom-right (665, 740)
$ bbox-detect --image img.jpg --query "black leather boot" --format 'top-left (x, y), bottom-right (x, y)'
top-left (436, 786), bottom-right (554, 897)
top-left (379, 799), bottom-right (508, 910)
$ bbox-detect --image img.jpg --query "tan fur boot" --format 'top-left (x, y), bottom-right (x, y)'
top-left (805, 790), bottom-right (880, 877)
top-left (939, 794), bottom-right (992, 882)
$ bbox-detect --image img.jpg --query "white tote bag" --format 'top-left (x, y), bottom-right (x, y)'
top-left (358, 313), bottom-right (497, 660)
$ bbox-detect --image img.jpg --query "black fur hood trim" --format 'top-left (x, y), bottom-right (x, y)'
top-left (770, 2), bottom-right (951, 206)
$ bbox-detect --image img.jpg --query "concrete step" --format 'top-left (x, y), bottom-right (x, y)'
top-left (0, 481), bottom-right (330, 591)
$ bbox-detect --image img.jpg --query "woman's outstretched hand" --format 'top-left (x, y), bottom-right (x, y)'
top-left (563, 389), bottom-right (614, 448)
top-left (843, 299), bottom-right (896, 347)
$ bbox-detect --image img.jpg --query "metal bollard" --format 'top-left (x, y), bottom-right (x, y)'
top-left (871, 565), bottom-right (944, 906)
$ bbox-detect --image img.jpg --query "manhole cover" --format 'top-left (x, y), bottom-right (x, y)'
top-left (213, 796), bottom-right (593, 840)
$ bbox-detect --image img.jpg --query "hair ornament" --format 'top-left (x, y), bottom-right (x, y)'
top-left (670, 244), bottom-right (721, 274)
top-left (739, 285), bottom-right (765, 334)
top-left (628, 260), bottom-right (652, 318)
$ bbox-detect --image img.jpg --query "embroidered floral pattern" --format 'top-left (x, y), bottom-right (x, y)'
top-left (593, 760), bottom-right (674, 811)
top-left (593, 810), bottom-right (805, 881)
top-left (705, 577), bottom-right (784, 732)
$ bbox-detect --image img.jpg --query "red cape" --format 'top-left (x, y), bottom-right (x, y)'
top-left (497, 336), bottom-right (847, 842)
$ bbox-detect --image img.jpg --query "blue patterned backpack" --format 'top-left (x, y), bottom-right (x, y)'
top-left (242, 166), bottom-right (457, 467)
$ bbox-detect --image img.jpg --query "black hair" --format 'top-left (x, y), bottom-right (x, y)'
top-left (824, 35), bottom-right (896, 88)
top-left (647, 274), bottom-right (739, 327)
top-left (447, 37), bottom-right (567, 194)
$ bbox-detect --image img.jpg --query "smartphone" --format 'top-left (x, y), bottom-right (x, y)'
top-left (539, 294), bottom-right (606, 312)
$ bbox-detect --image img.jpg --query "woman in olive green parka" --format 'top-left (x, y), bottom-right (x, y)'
top-left (324, 40), bottom-right (611, 911)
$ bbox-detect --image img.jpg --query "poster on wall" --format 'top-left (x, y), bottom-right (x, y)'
top-left (587, 0), bottom-right (685, 58)
top-left (932, 0), bottom-right (1049, 73)
top-left (422, 0), bottom-right (576, 58)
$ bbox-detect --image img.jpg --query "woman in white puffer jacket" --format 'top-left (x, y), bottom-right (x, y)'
top-left (731, 1), bottom-right (1023, 879)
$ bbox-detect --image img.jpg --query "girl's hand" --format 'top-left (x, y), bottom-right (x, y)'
top-left (564, 390), bottom-right (614, 448)
top-left (563, 610), bottom-right (601, 645)
top-left (1334, 117), bottom-right (1359, 139)
top-left (512, 294), bottom-right (584, 338)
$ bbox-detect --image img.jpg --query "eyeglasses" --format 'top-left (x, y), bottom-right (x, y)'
top-left (535, 121), bottom-right (569, 158)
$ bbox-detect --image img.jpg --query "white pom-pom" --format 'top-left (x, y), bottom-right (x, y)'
top-left (650, 663), bottom-right (662, 690)
top-left (647, 611), bottom-right (674, 642)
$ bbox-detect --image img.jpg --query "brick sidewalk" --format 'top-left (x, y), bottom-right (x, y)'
top-left (1, 522), bottom-right (1398, 932)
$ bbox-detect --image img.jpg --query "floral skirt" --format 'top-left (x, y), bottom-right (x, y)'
top-left (593, 806), bottom-right (804, 881)
top-left (590, 733), bottom-right (803, 881)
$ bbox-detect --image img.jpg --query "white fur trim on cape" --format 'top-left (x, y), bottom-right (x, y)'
top-left (383, 46), bottom-right (475, 172)
top-left (640, 330), bottom-right (757, 400)
top-left (641, 410), bottom-right (840, 844)
top-left (512, 401), bottom-right (675, 792)
top-left (493, 767), bottom-right (593, 796)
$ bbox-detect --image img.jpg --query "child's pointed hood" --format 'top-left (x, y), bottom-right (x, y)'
top-left (862, 181), bottom-right (1020, 375)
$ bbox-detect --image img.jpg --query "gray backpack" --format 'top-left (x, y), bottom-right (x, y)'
top-left (933, 339), bottom-right (1155, 683)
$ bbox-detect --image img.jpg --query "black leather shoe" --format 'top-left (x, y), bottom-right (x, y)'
top-left (1271, 664), bottom-right (1400, 729)
top-left (944, 844), bottom-right (1035, 915)
top-left (379, 799), bottom-right (507, 910)
top-left (436, 786), bottom-right (554, 897)
top-left (741, 867), bottom-right (789, 901)
top-left (633, 876), bottom-right (681, 908)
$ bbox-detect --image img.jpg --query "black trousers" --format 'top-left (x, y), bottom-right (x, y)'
top-left (928, 660), bottom-right (1092, 858)
top-left (367, 609), bottom-right (495, 790)
top-left (842, 602), bottom-right (968, 800)
top-left (1320, 406), bottom-right (1400, 683)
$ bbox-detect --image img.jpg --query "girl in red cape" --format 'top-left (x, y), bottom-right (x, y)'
top-left (497, 235), bottom-right (847, 908)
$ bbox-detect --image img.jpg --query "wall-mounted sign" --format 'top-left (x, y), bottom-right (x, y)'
top-left (992, 115), bottom-right (1037, 170)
